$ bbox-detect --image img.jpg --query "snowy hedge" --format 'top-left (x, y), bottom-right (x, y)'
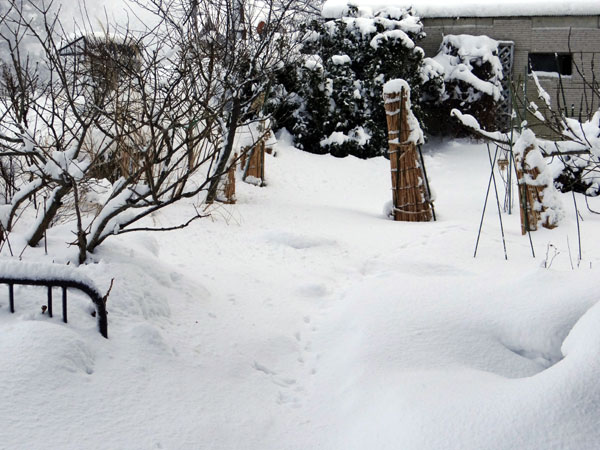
top-left (270, 5), bottom-right (441, 159)
top-left (270, 8), bottom-right (508, 156)
top-left (422, 34), bottom-right (504, 136)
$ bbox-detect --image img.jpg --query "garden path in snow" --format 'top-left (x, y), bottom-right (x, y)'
top-left (1, 137), bottom-right (600, 449)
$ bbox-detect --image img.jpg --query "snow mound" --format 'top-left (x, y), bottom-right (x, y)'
top-left (263, 231), bottom-right (337, 250)
top-left (87, 252), bottom-right (173, 320)
top-left (562, 300), bottom-right (600, 361)
top-left (0, 321), bottom-right (95, 379)
top-left (127, 323), bottom-right (173, 355)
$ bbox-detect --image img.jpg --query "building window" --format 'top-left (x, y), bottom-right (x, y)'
top-left (528, 53), bottom-right (572, 76)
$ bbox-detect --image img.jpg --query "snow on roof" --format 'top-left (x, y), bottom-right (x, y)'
top-left (322, 0), bottom-right (600, 19)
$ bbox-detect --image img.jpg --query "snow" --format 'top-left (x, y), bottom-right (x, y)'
top-left (0, 179), bottom-right (43, 229)
top-left (530, 70), bottom-right (552, 107)
top-left (529, 101), bottom-right (546, 122)
top-left (434, 34), bottom-right (503, 101)
top-left (383, 79), bottom-right (424, 144)
top-left (0, 260), bottom-right (99, 287)
top-left (532, 71), bottom-right (571, 79)
top-left (322, 0), bottom-right (600, 19)
top-left (88, 182), bottom-right (151, 243)
top-left (514, 130), bottom-right (564, 227)
top-left (2, 135), bottom-right (600, 449)
top-left (420, 56), bottom-right (445, 83)
top-left (323, 9), bottom-right (423, 39)
top-left (303, 54), bottom-right (323, 71)
top-left (331, 54), bottom-right (351, 65)
top-left (369, 29), bottom-right (414, 50)
top-left (451, 109), bottom-right (511, 143)
top-left (320, 126), bottom-right (372, 147)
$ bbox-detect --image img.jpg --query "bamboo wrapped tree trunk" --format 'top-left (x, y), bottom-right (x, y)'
top-left (383, 80), bottom-right (432, 222)
top-left (516, 144), bottom-right (540, 234)
top-left (243, 118), bottom-right (269, 186)
top-left (515, 143), bottom-right (558, 234)
top-left (244, 139), bottom-right (265, 183)
top-left (213, 152), bottom-right (237, 204)
top-left (222, 153), bottom-right (237, 204)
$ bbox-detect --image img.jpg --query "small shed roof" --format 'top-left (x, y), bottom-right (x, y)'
top-left (322, 0), bottom-right (600, 19)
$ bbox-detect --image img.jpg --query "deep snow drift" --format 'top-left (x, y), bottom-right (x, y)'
top-left (1, 136), bottom-right (600, 449)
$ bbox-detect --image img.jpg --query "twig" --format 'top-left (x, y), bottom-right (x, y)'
top-left (102, 278), bottom-right (114, 305)
top-left (115, 210), bottom-right (209, 235)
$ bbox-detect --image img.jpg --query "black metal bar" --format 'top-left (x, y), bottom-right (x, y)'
top-left (47, 286), bottom-right (53, 317)
top-left (62, 287), bottom-right (68, 323)
top-left (9, 283), bottom-right (14, 313)
top-left (488, 145), bottom-right (508, 260)
top-left (474, 144), bottom-right (496, 258)
top-left (417, 145), bottom-right (436, 221)
top-left (0, 277), bottom-right (108, 338)
top-left (572, 190), bottom-right (582, 264)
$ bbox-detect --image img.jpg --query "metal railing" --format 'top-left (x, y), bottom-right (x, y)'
top-left (1, 276), bottom-right (108, 338)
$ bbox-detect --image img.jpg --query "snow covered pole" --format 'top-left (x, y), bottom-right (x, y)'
top-left (383, 79), bottom-right (433, 222)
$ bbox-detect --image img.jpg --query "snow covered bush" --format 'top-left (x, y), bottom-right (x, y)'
top-left (270, 5), bottom-right (436, 158)
top-left (551, 112), bottom-right (600, 196)
top-left (514, 71), bottom-right (600, 197)
top-left (423, 34), bottom-right (503, 136)
top-left (450, 52), bottom-right (600, 200)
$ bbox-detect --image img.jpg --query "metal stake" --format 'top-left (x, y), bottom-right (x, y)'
top-left (62, 287), bottom-right (68, 323)
top-left (47, 286), bottom-right (53, 317)
top-left (9, 284), bottom-right (14, 313)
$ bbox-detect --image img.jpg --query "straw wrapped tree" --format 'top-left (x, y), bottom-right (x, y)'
top-left (513, 130), bottom-right (562, 234)
top-left (383, 79), bottom-right (434, 222)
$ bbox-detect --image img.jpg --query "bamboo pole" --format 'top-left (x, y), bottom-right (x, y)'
top-left (384, 86), bottom-right (432, 222)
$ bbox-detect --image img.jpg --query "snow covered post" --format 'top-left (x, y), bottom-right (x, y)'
top-left (514, 130), bottom-right (562, 234)
top-left (383, 79), bottom-right (433, 222)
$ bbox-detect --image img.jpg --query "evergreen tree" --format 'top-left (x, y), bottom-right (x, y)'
top-left (271, 6), bottom-right (433, 159)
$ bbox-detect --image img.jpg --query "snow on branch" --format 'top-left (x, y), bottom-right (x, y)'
top-left (450, 109), bottom-right (511, 145)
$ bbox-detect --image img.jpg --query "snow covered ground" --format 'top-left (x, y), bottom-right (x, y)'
top-left (1, 136), bottom-right (600, 449)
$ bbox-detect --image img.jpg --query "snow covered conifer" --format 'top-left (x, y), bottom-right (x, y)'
top-left (424, 34), bottom-right (504, 136)
top-left (272, 5), bottom-right (429, 158)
